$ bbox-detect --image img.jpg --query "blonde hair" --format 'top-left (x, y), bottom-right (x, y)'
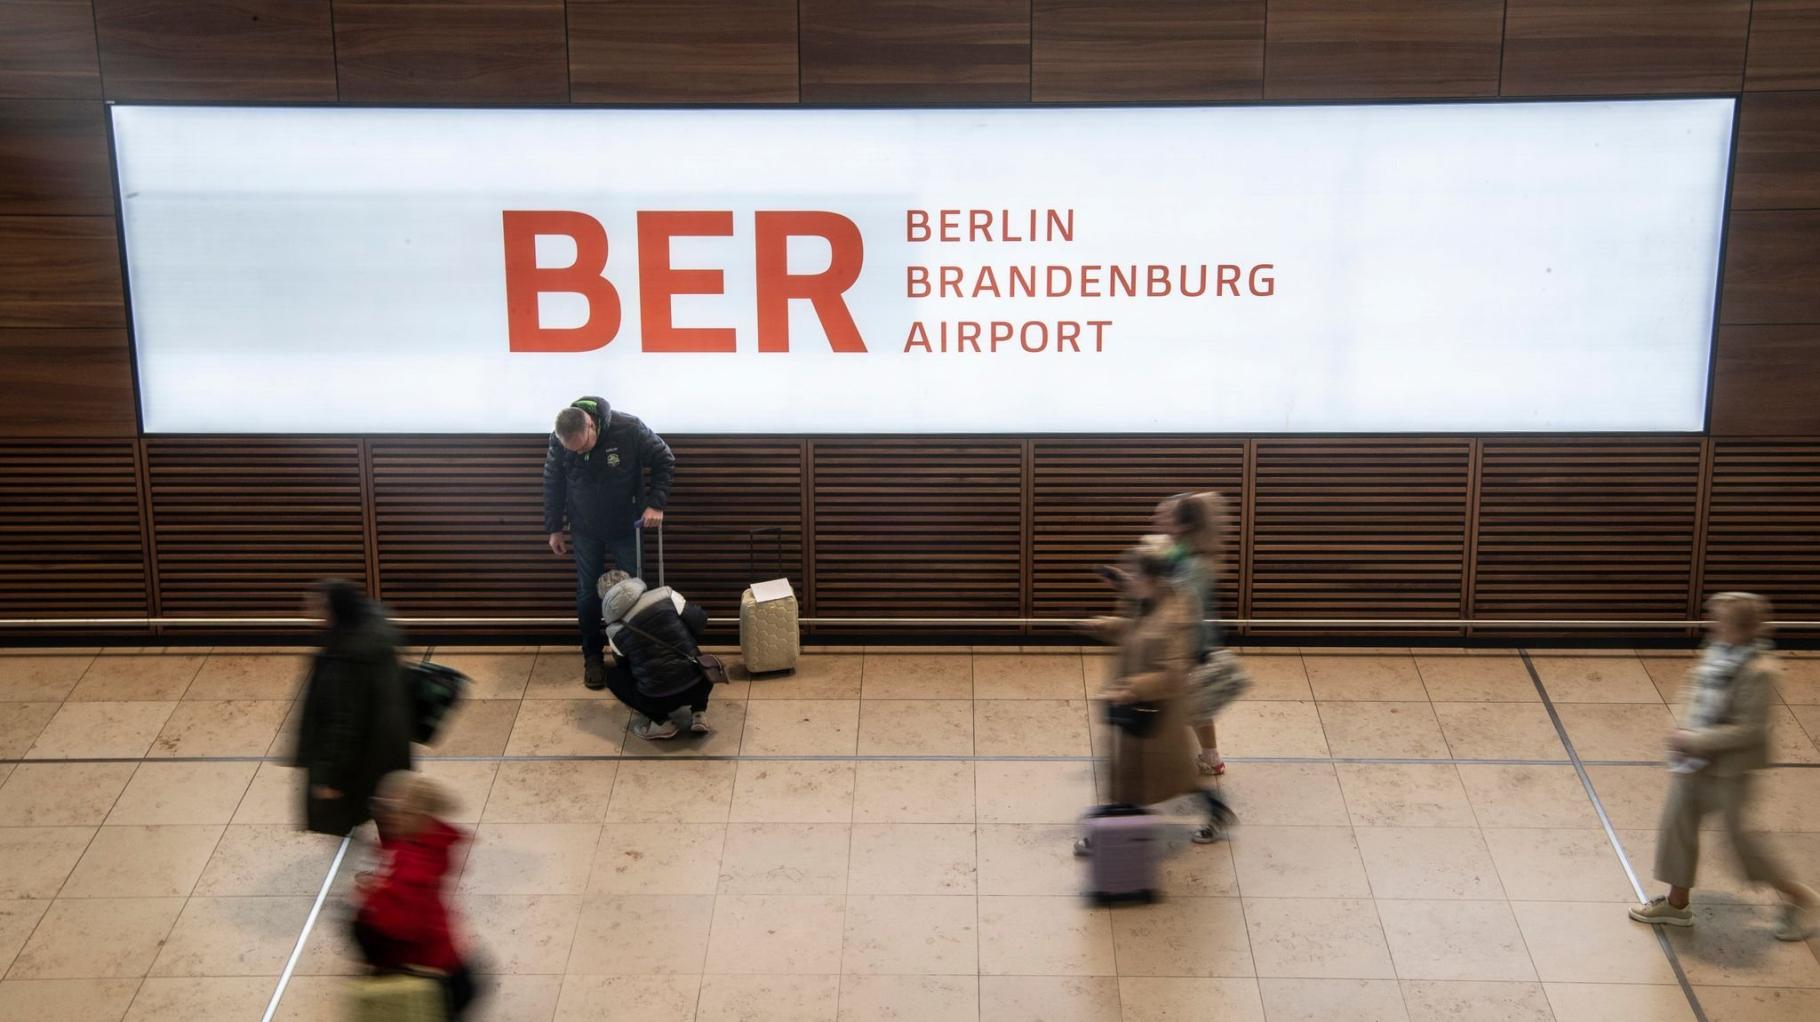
top-left (1162, 491), bottom-right (1231, 572)
top-left (1707, 591), bottom-right (1773, 639)
top-left (375, 771), bottom-right (455, 818)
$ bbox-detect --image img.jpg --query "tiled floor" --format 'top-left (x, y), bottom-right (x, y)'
top-left (2, 645), bottom-right (1819, 1021)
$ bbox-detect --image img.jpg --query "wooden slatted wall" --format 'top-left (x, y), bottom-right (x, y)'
top-left (0, 441), bottom-right (147, 619)
top-left (642, 438), bottom-right (804, 625)
top-left (1474, 438), bottom-right (1703, 621)
top-left (1701, 441), bottom-right (1820, 618)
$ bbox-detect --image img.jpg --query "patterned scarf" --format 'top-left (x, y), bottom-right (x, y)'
top-left (1669, 640), bottom-right (1764, 773)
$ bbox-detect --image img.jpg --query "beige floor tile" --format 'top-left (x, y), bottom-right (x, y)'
top-left (1112, 896), bottom-right (1251, 977)
top-left (1514, 901), bottom-right (1678, 983)
top-left (231, 762), bottom-right (305, 827)
top-left (416, 760), bottom-right (499, 824)
top-left (856, 699), bottom-right (973, 756)
top-left (147, 700), bottom-right (288, 757)
top-left (1742, 769), bottom-right (1820, 832)
top-left (66, 655), bottom-right (203, 703)
top-left (290, 904), bottom-right (364, 977)
top-left (978, 976), bottom-right (1119, 1022)
top-left (1556, 703), bottom-right (1677, 761)
top-left (122, 977), bottom-right (273, 1021)
top-left (975, 699), bottom-right (1091, 757)
top-left (607, 760), bottom-right (736, 823)
top-left (192, 825), bottom-right (336, 897)
top-left (148, 897), bottom-right (310, 976)
top-left (976, 760), bottom-right (1096, 824)
top-left (718, 823), bottom-right (850, 895)
top-left (975, 823), bottom-right (1078, 897)
top-left (1532, 655), bottom-right (1661, 703)
top-left (860, 655), bottom-right (972, 700)
top-left (697, 974), bottom-right (839, 1022)
top-left (842, 894), bottom-right (977, 975)
top-left (9, 897), bottom-right (185, 979)
top-left (854, 761), bottom-right (975, 824)
top-left (1238, 654), bottom-right (1314, 701)
top-left (265, 698), bottom-right (305, 758)
top-left (184, 655), bottom-right (306, 702)
top-left (1641, 656), bottom-right (1697, 704)
top-left (524, 652), bottom-right (613, 701)
top-left (0, 978), bottom-right (140, 1022)
top-left (1337, 763), bottom-right (1478, 828)
top-left (849, 823), bottom-right (976, 895)
top-left (458, 894), bottom-right (585, 975)
top-left (1231, 825), bottom-right (1371, 898)
top-left (729, 762), bottom-right (854, 824)
top-left (266, 975), bottom-right (346, 1022)
top-left (1257, 977), bottom-right (1410, 1021)
top-left (589, 823), bottom-right (725, 895)
top-left (1245, 896), bottom-right (1390, 979)
top-left (482, 761), bottom-right (617, 824)
top-left (0, 702), bottom-right (58, 758)
top-left (423, 698), bottom-right (524, 758)
top-left (0, 655), bottom-right (93, 702)
top-left (1432, 702), bottom-right (1568, 760)
top-left (838, 974), bottom-right (979, 1022)
top-left (1319, 702), bottom-right (1451, 759)
top-left (1216, 701), bottom-right (1330, 758)
top-left (1790, 704), bottom-right (1820, 753)
top-left (566, 893), bottom-right (714, 975)
top-left (971, 655), bottom-right (1086, 700)
top-left (746, 655), bottom-right (863, 700)
top-left (1356, 827), bottom-right (1505, 900)
top-left (1779, 660), bottom-right (1820, 705)
top-left (0, 759), bottom-right (135, 828)
top-left (107, 762), bottom-right (256, 827)
top-left (552, 974), bottom-right (699, 1022)
top-left (1483, 828), bottom-right (1637, 902)
top-left (61, 824), bottom-right (223, 898)
top-left (1304, 655), bottom-right (1428, 701)
top-left (1412, 656), bottom-right (1538, 703)
top-left (1692, 986), bottom-right (1820, 1022)
top-left (426, 653), bottom-right (535, 701)
top-left (1154, 830), bottom-right (1243, 898)
top-left (1399, 980), bottom-right (1552, 1022)
top-left (1376, 899), bottom-right (1536, 982)
top-left (978, 895), bottom-right (1115, 976)
top-left (1215, 763), bottom-right (1349, 826)
top-left (1457, 764), bottom-right (1598, 828)
top-left (620, 697), bottom-right (747, 757)
top-left (460, 823), bottom-right (601, 895)
top-left (1119, 977), bottom-right (1266, 1021)
top-left (0, 827), bottom-right (96, 898)
top-left (0, 900), bottom-right (48, 974)
top-left (462, 974), bottom-right (563, 1022)
top-left (740, 700), bottom-right (859, 756)
top-left (499, 700), bottom-right (620, 758)
top-left (1667, 903), bottom-right (1820, 987)
top-left (26, 702), bottom-right (177, 760)
top-left (1583, 764), bottom-right (1674, 831)
top-left (705, 894), bottom-right (845, 974)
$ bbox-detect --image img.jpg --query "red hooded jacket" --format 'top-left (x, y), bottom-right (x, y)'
top-left (355, 818), bottom-right (464, 973)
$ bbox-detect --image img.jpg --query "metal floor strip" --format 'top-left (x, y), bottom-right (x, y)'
top-left (261, 833), bottom-right (351, 1022)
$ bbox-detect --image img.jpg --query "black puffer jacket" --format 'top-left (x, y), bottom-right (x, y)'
top-left (541, 396), bottom-right (676, 539)
top-left (607, 587), bottom-right (709, 698)
top-left (295, 607), bottom-right (414, 836)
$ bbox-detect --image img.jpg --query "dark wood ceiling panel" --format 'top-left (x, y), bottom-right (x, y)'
top-left (1719, 210), bottom-right (1820, 324)
top-left (0, 329), bottom-right (136, 438)
top-left (332, 0), bottom-right (569, 103)
top-left (568, 0), bottom-right (798, 103)
top-left (1734, 91), bottom-right (1820, 210)
top-left (1263, 0), bottom-right (1503, 99)
top-left (0, 1), bottom-right (103, 99)
top-left (1703, 441), bottom-right (1820, 617)
top-left (0, 441), bottom-right (147, 618)
top-left (0, 216), bottom-right (124, 329)
top-left (93, 0), bottom-right (337, 100)
top-left (1747, 0), bottom-right (1820, 92)
top-left (0, 100), bottom-right (112, 217)
top-left (800, 0), bottom-right (1031, 102)
top-left (1032, 0), bottom-right (1264, 101)
top-left (1474, 439), bottom-right (1702, 620)
top-left (1710, 325), bottom-right (1820, 436)
top-left (1499, 0), bottom-right (1749, 96)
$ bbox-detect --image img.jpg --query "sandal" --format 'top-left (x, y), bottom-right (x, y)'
top-left (1196, 751), bottom-right (1226, 777)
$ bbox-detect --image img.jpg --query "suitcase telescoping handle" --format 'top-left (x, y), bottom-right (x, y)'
top-left (636, 518), bottom-right (664, 588)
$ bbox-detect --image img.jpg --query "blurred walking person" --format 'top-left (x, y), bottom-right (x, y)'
top-left (1628, 592), bottom-right (1819, 940)
top-left (1152, 491), bottom-right (1233, 776)
top-left (295, 579), bottom-right (413, 837)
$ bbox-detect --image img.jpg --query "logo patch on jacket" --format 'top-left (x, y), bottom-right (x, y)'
top-left (605, 451), bottom-right (621, 468)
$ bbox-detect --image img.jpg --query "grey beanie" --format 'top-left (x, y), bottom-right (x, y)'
top-left (600, 575), bottom-right (648, 623)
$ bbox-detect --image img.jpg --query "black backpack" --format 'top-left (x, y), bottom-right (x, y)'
top-left (403, 660), bottom-right (470, 745)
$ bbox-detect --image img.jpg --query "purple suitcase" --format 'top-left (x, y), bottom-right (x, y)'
top-left (1083, 803), bottom-right (1161, 904)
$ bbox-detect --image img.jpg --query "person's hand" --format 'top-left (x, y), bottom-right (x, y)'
top-left (311, 785), bottom-right (341, 800)
top-left (548, 531), bottom-right (570, 557)
top-left (1666, 730), bottom-right (1695, 755)
top-left (642, 508), bottom-right (665, 529)
top-left (1099, 684), bottom-right (1137, 704)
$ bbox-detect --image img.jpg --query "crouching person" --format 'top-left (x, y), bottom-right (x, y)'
top-left (353, 772), bottom-right (480, 1020)
top-left (598, 569), bottom-right (715, 740)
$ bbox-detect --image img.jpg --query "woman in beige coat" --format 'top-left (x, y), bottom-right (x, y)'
top-left (1628, 592), bottom-right (1818, 940)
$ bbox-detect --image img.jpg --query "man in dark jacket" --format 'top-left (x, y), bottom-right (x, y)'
top-left (543, 396), bottom-right (676, 689)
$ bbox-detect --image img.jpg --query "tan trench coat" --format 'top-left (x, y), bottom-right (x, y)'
top-left (1097, 589), bottom-right (1202, 807)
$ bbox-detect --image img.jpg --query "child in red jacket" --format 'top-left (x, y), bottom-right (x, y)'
top-left (353, 771), bottom-right (478, 1019)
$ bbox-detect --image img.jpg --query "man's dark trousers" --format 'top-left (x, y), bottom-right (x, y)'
top-left (575, 531), bottom-right (643, 660)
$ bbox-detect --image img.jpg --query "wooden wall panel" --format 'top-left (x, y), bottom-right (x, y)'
top-left (1720, 210), bottom-right (1820, 324)
top-left (1702, 441), bottom-right (1820, 616)
top-left (93, 0), bottom-right (337, 100)
top-left (1712, 325), bottom-right (1820, 435)
top-left (1249, 440), bottom-right (1471, 621)
top-left (0, 329), bottom-right (135, 437)
top-left (332, 0), bottom-right (569, 103)
top-left (369, 437), bottom-right (572, 617)
top-left (0, 216), bottom-right (123, 329)
top-left (1735, 92), bottom-right (1820, 210)
top-left (1499, 0), bottom-right (1749, 96)
top-left (810, 440), bottom-right (1024, 622)
top-left (567, 0), bottom-right (798, 103)
top-left (800, 0), bottom-right (1031, 102)
top-left (0, 441), bottom-right (147, 618)
top-left (1032, 0), bottom-right (1264, 101)
top-left (144, 439), bottom-right (366, 615)
top-left (1747, 0), bottom-right (1820, 92)
top-left (0, 100), bottom-right (112, 217)
top-left (1030, 439), bottom-right (1243, 621)
top-left (1263, 0), bottom-right (1503, 99)
top-left (0, 1), bottom-right (102, 99)
top-left (1473, 439), bottom-right (1702, 619)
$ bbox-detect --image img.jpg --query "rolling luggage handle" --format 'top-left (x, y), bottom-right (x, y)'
top-left (636, 518), bottom-right (664, 587)
top-left (749, 526), bottom-right (786, 585)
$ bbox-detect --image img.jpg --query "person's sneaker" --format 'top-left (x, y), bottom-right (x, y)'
top-left (1629, 896), bottom-right (1694, 928)
top-left (583, 657), bottom-right (607, 691)
top-left (1073, 836), bottom-right (1092, 858)
top-left (1774, 900), bottom-right (1816, 941)
top-left (632, 717), bottom-right (680, 740)
top-left (689, 711), bottom-right (714, 734)
top-left (1192, 825), bottom-right (1224, 845)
